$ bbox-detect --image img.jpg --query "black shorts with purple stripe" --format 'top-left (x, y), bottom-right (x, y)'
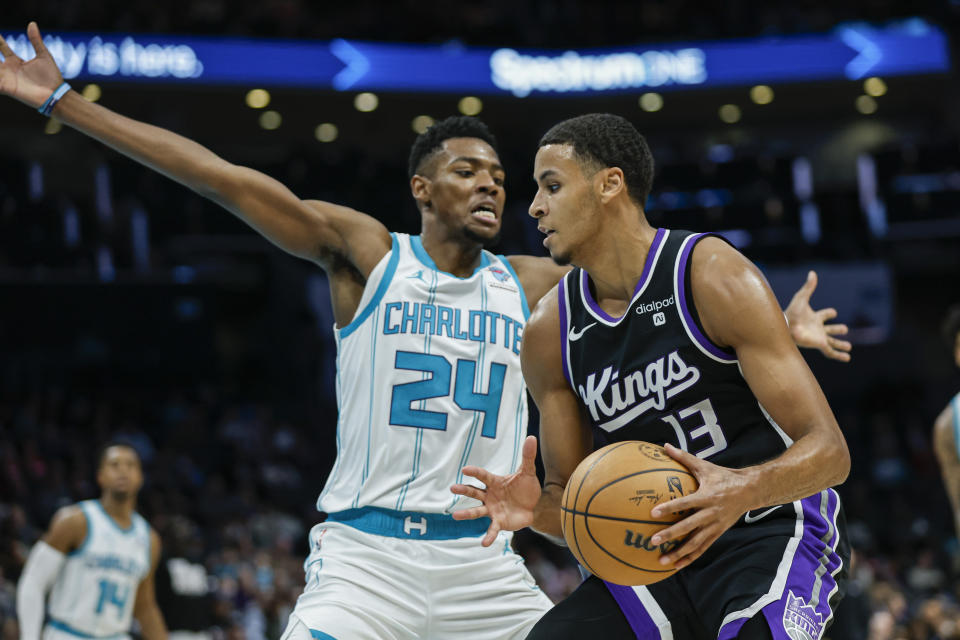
top-left (553, 227), bottom-right (849, 638)
top-left (529, 489), bottom-right (848, 640)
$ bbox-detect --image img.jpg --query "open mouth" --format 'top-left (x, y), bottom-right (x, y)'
top-left (471, 204), bottom-right (497, 221)
top-left (539, 226), bottom-right (556, 247)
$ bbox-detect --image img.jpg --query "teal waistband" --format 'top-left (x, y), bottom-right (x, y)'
top-left (325, 506), bottom-right (491, 540)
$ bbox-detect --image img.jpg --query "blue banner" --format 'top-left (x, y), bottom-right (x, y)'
top-left (0, 18), bottom-right (949, 95)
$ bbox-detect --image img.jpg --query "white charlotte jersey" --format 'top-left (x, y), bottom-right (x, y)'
top-left (46, 500), bottom-right (151, 638)
top-left (318, 233), bottom-right (530, 515)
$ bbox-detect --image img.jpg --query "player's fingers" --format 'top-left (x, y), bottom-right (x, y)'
top-left (798, 270), bottom-right (817, 298)
top-left (662, 443), bottom-right (699, 471)
top-left (0, 34), bottom-right (19, 60)
top-left (518, 435), bottom-right (538, 475)
top-left (667, 531), bottom-right (712, 570)
top-left (824, 323), bottom-right (849, 336)
top-left (824, 348), bottom-right (852, 363)
top-left (451, 505), bottom-right (489, 521)
top-left (460, 465), bottom-right (494, 486)
top-left (449, 483), bottom-right (486, 501)
top-left (816, 307), bottom-right (838, 322)
top-left (828, 337), bottom-right (852, 352)
top-left (650, 511), bottom-right (700, 545)
top-left (657, 527), bottom-right (703, 565)
top-left (650, 496), bottom-right (696, 520)
top-left (481, 522), bottom-right (501, 547)
top-left (27, 22), bottom-right (51, 58)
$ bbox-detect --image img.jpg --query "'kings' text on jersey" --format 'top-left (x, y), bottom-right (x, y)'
top-left (559, 228), bottom-right (792, 469)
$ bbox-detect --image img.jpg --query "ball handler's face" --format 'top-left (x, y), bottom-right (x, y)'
top-left (528, 144), bottom-right (602, 266)
top-left (97, 446), bottom-right (143, 498)
top-left (954, 332), bottom-right (960, 368)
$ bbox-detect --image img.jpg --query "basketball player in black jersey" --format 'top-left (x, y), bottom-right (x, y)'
top-left (452, 114), bottom-right (850, 639)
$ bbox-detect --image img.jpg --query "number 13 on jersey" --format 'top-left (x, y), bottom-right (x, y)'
top-left (389, 351), bottom-right (507, 438)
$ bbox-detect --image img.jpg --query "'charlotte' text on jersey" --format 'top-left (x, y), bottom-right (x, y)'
top-left (383, 301), bottom-right (523, 355)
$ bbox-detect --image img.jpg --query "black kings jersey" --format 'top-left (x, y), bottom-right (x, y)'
top-left (559, 228), bottom-right (791, 469)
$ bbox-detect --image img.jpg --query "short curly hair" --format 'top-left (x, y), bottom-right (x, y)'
top-left (408, 116), bottom-right (499, 179)
top-left (97, 441), bottom-right (141, 470)
top-left (943, 304), bottom-right (960, 349)
top-left (538, 113), bottom-right (654, 207)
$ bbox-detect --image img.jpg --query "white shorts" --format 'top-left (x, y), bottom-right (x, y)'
top-left (43, 623), bottom-right (130, 640)
top-left (283, 514), bottom-right (553, 640)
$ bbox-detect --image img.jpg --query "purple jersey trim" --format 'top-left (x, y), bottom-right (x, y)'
top-left (718, 490), bottom-right (844, 640)
top-left (558, 273), bottom-right (573, 387)
top-left (581, 227), bottom-right (667, 324)
top-left (604, 583), bottom-right (663, 638)
top-left (676, 233), bottom-right (738, 362)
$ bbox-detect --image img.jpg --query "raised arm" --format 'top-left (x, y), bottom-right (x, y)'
top-left (650, 238), bottom-right (849, 569)
top-left (0, 23), bottom-right (390, 274)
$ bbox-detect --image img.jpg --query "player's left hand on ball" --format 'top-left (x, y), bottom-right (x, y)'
top-left (647, 443), bottom-right (750, 570)
top-left (450, 435), bottom-right (541, 547)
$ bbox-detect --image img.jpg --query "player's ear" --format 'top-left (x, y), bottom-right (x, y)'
top-left (597, 167), bottom-right (625, 203)
top-left (411, 174), bottom-right (432, 209)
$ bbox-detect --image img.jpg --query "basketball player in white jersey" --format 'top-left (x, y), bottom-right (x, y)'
top-left (16, 443), bottom-right (167, 640)
top-left (1, 25), bottom-right (849, 640)
top-left (933, 305), bottom-right (960, 536)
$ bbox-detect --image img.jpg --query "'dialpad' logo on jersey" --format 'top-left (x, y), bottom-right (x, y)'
top-left (635, 295), bottom-right (674, 315)
top-left (578, 350), bottom-right (700, 432)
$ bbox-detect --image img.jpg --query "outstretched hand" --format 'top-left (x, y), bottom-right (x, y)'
top-left (0, 22), bottom-right (65, 108)
top-left (647, 444), bottom-right (750, 570)
top-left (450, 435), bottom-right (541, 547)
top-left (785, 270), bottom-right (852, 362)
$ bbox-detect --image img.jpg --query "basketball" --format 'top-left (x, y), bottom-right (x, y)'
top-left (561, 441), bottom-right (699, 586)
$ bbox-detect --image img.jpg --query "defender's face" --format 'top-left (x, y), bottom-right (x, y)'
top-left (528, 144), bottom-right (600, 265)
top-left (97, 446), bottom-right (143, 497)
top-left (419, 138), bottom-right (506, 244)
top-left (954, 332), bottom-right (960, 368)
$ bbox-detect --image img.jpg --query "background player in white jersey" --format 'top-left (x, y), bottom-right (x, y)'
top-left (0, 24), bottom-right (849, 640)
top-left (16, 443), bottom-right (167, 640)
top-left (933, 305), bottom-right (960, 537)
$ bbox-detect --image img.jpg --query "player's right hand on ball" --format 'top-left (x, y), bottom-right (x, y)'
top-left (450, 435), bottom-right (541, 547)
top-left (0, 23), bottom-right (66, 108)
